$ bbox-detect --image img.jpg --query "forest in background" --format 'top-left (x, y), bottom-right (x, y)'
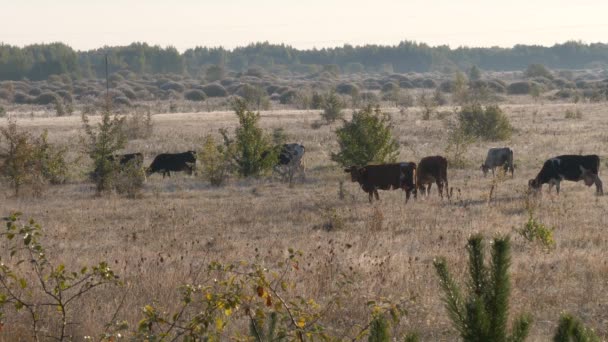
top-left (1, 40), bottom-right (608, 81)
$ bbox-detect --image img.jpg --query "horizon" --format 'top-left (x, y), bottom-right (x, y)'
top-left (2, 0), bottom-right (608, 52)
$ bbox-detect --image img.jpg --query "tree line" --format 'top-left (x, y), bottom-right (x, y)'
top-left (1, 40), bottom-right (607, 80)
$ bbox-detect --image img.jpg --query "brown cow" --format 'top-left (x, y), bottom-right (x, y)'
top-left (344, 162), bottom-right (417, 203)
top-left (417, 156), bottom-right (449, 199)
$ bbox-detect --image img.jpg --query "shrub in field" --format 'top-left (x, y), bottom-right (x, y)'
top-left (124, 110), bottom-right (154, 140)
top-left (553, 314), bottom-right (600, 342)
top-left (418, 91), bottom-right (438, 120)
top-left (220, 99), bottom-right (276, 178)
top-left (199, 135), bottom-right (232, 186)
top-left (321, 91), bottom-right (344, 124)
top-left (202, 83), bottom-right (228, 97)
top-left (508, 81), bottom-right (532, 95)
top-left (13, 92), bottom-right (32, 104)
top-left (525, 63), bottom-right (553, 79)
top-left (241, 84), bottom-right (271, 110)
top-left (434, 235), bottom-right (532, 342)
top-left (332, 105), bottom-right (399, 167)
top-left (0, 213), bottom-right (121, 341)
top-left (457, 104), bottom-right (512, 141)
top-left (160, 81), bottom-right (185, 92)
top-left (32, 91), bottom-right (60, 105)
top-left (469, 65), bottom-right (482, 81)
top-left (311, 91), bottom-right (325, 109)
top-left (81, 103), bottom-right (127, 194)
top-left (279, 89), bottom-right (297, 104)
top-left (114, 159), bottom-right (146, 198)
top-left (444, 127), bottom-right (474, 169)
top-left (184, 89), bottom-right (207, 101)
top-left (336, 82), bottom-right (359, 95)
top-left (518, 214), bottom-right (555, 251)
top-left (0, 105), bottom-right (5, 118)
top-left (34, 129), bottom-right (69, 185)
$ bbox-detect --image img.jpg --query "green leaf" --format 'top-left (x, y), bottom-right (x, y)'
top-left (19, 278), bottom-right (26, 289)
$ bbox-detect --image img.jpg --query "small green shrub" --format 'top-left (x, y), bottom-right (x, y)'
top-left (199, 135), bottom-right (232, 186)
top-left (279, 89), bottom-right (297, 104)
top-left (202, 83), bottom-right (228, 97)
top-left (331, 105), bottom-right (399, 167)
top-left (457, 104), bottom-right (512, 141)
top-left (241, 84), bottom-right (270, 110)
top-left (518, 214), bottom-right (555, 250)
top-left (124, 110), bottom-right (153, 140)
top-left (418, 92), bottom-right (438, 120)
top-left (554, 313), bottom-right (600, 342)
top-left (321, 91), bottom-right (344, 123)
top-left (32, 91), bottom-right (60, 105)
top-left (114, 158), bottom-right (146, 198)
top-left (525, 63), bottom-right (553, 79)
top-left (220, 99), bottom-right (276, 178)
top-left (0, 105), bottom-right (5, 117)
top-left (508, 82), bottom-right (532, 95)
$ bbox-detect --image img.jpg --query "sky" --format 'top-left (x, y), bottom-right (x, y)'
top-left (2, 0), bottom-right (608, 51)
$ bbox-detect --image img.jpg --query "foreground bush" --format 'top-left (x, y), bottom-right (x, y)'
top-left (434, 235), bottom-right (532, 342)
top-left (0, 213), bottom-right (120, 340)
top-left (199, 135), bottom-right (232, 186)
top-left (332, 105), bottom-right (399, 167)
top-left (457, 104), bottom-right (512, 141)
top-left (321, 91), bottom-right (344, 124)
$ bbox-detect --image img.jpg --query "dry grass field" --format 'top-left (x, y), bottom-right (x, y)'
top-left (1, 98), bottom-right (608, 340)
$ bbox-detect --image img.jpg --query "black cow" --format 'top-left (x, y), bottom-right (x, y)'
top-left (528, 154), bottom-right (603, 195)
top-left (481, 147), bottom-right (514, 177)
top-left (277, 143), bottom-right (305, 166)
top-left (417, 156), bottom-right (449, 199)
top-left (344, 162), bottom-right (417, 203)
top-left (147, 151), bottom-right (197, 178)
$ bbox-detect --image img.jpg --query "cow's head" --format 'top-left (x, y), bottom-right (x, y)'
top-left (344, 166), bottom-right (362, 182)
top-left (480, 163), bottom-right (490, 177)
top-left (528, 178), bottom-right (541, 191)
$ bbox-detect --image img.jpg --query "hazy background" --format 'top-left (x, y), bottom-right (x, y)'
top-left (2, 0), bottom-right (608, 50)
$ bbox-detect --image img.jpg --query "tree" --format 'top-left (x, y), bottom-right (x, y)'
top-left (553, 314), bottom-right (600, 342)
top-left (332, 105), bottom-right (399, 167)
top-left (320, 92), bottom-right (344, 124)
top-left (434, 235), bottom-right (532, 342)
top-left (457, 104), bottom-right (512, 141)
top-left (469, 65), bottom-right (481, 81)
top-left (199, 135), bottom-right (232, 186)
top-left (524, 64), bottom-right (553, 79)
top-left (222, 99), bottom-right (276, 177)
top-left (81, 101), bottom-right (126, 193)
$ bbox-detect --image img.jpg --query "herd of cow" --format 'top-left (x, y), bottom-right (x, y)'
top-left (106, 145), bottom-right (603, 201)
top-left (344, 147), bottom-right (604, 203)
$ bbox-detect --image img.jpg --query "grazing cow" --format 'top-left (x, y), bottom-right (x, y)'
top-left (277, 143), bottom-right (305, 166)
top-left (528, 154), bottom-right (603, 195)
top-left (147, 151), bottom-right (197, 178)
top-left (417, 156), bottom-right (449, 199)
top-left (107, 153), bottom-right (144, 168)
top-left (481, 147), bottom-right (514, 177)
top-left (344, 162), bottom-right (417, 203)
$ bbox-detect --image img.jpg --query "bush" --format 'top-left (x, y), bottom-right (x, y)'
top-left (457, 104), bottom-right (512, 141)
top-left (320, 92), bottom-right (344, 123)
top-left (518, 214), bottom-right (555, 250)
top-left (336, 82), bottom-right (359, 95)
top-left (13, 92), bottom-right (32, 104)
top-left (124, 110), bottom-right (154, 140)
top-left (220, 99), bottom-right (276, 177)
top-left (0, 106), bottom-right (5, 118)
top-left (35, 130), bottom-right (68, 184)
top-left (160, 81), bottom-right (185, 93)
top-left (240, 84), bottom-right (270, 110)
top-left (82, 105), bottom-right (127, 194)
top-left (113, 158), bottom-right (146, 198)
top-left (381, 82), bottom-right (398, 93)
top-left (184, 89), bottom-right (208, 101)
top-left (434, 235), bottom-right (532, 342)
top-left (554, 314), bottom-right (600, 342)
top-left (199, 135), bottom-right (232, 186)
top-left (0, 213), bottom-right (121, 341)
top-left (525, 63), bottom-right (553, 79)
top-left (206, 65), bottom-right (225, 82)
top-left (418, 92), bottom-right (438, 120)
top-left (508, 82), bottom-right (532, 95)
top-left (202, 83), bottom-right (228, 97)
top-left (311, 91), bottom-right (324, 109)
top-left (279, 89), bottom-right (297, 104)
top-left (32, 91), bottom-right (60, 105)
top-left (331, 105), bottom-right (399, 167)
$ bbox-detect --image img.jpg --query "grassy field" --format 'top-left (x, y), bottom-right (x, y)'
top-left (1, 99), bottom-right (608, 340)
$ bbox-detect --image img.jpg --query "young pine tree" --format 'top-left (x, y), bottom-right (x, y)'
top-left (223, 99), bottom-right (275, 178)
top-left (553, 314), bottom-right (600, 342)
top-left (434, 234), bottom-right (532, 342)
top-left (331, 105), bottom-right (399, 167)
top-left (81, 101), bottom-right (126, 193)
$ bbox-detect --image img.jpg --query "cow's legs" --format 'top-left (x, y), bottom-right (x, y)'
top-left (437, 181), bottom-right (443, 199)
top-left (426, 184), bottom-right (432, 197)
top-left (368, 191), bottom-right (373, 203)
top-left (555, 181), bottom-right (561, 195)
top-left (374, 190), bottom-right (380, 201)
top-left (594, 175), bottom-right (604, 195)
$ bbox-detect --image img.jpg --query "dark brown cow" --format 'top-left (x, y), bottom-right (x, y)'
top-left (417, 156), bottom-right (449, 199)
top-left (344, 162), bottom-right (417, 203)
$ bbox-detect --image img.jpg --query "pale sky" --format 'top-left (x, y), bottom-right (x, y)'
top-left (2, 0), bottom-right (608, 51)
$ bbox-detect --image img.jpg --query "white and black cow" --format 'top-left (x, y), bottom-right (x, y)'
top-left (272, 143), bottom-right (306, 182)
top-left (481, 147), bottom-right (514, 177)
top-left (528, 154), bottom-right (603, 195)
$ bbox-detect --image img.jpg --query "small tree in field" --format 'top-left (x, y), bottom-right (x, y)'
top-left (434, 235), bottom-right (531, 342)
top-left (332, 105), bottom-right (399, 167)
top-left (82, 102), bottom-right (126, 193)
top-left (321, 91), bottom-right (344, 124)
top-left (200, 135), bottom-right (232, 186)
top-left (457, 104), bottom-right (512, 141)
top-left (553, 314), bottom-right (600, 342)
top-left (222, 99), bottom-right (276, 178)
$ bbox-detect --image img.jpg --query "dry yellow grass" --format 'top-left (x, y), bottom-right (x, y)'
top-left (1, 99), bottom-right (608, 340)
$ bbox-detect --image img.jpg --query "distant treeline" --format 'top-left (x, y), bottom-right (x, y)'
top-left (1, 41), bottom-right (608, 80)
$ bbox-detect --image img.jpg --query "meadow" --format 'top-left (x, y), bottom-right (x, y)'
top-left (1, 96), bottom-right (608, 340)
